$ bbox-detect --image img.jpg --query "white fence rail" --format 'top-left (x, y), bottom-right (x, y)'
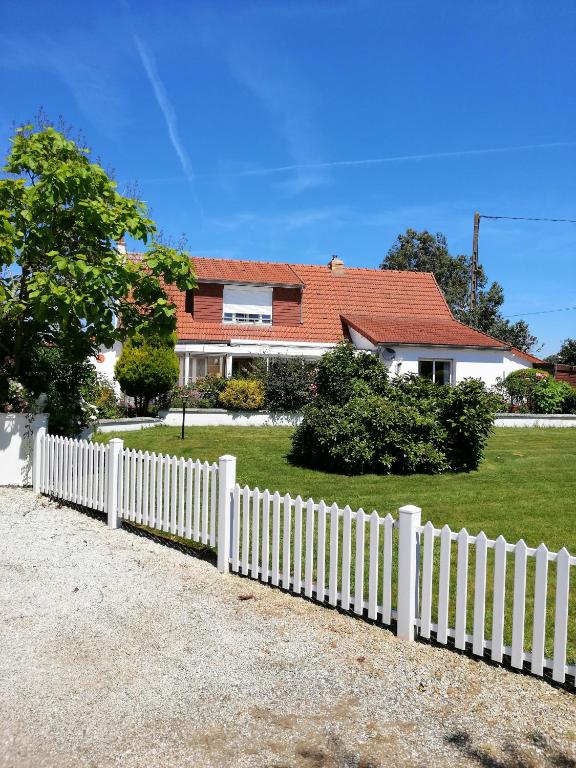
top-left (33, 427), bottom-right (575, 688)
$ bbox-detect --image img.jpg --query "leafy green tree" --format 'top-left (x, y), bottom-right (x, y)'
top-left (115, 333), bottom-right (180, 414)
top-left (552, 338), bottom-right (576, 366)
top-left (0, 121), bottom-right (196, 401)
top-left (380, 229), bottom-right (537, 352)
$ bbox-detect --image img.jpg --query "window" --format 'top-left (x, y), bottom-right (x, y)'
top-left (418, 359), bottom-right (452, 385)
top-left (222, 285), bottom-right (273, 325)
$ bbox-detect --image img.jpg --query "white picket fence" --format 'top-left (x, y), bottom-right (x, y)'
top-left (32, 428), bottom-right (575, 688)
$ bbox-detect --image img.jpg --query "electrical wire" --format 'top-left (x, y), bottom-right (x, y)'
top-left (481, 214), bottom-right (576, 224)
top-left (505, 305), bottom-right (576, 318)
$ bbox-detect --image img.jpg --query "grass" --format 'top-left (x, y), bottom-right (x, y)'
top-left (94, 426), bottom-right (576, 666)
top-left (95, 426), bottom-right (576, 553)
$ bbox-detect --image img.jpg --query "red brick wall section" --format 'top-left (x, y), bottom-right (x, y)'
top-left (272, 287), bottom-right (301, 326)
top-left (189, 283), bottom-right (224, 321)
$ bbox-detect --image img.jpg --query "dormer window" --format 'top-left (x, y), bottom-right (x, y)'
top-left (222, 284), bottom-right (273, 325)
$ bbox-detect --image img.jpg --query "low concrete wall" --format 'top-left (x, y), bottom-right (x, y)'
top-left (160, 408), bottom-right (303, 427)
top-left (0, 413), bottom-right (48, 486)
top-left (494, 413), bottom-right (576, 428)
top-left (81, 417), bottom-right (163, 439)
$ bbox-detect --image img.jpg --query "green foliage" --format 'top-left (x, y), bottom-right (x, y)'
top-left (115, 337), bottom-right (179, 414)
top-left (314, 342), bottom-right (390, 405)
top-left (380, 228), bottom-right (537, 352)
top-left (25, 345), bottom-right (99, 435)
top-left (171, 375), bottom-right (226, 409)
top-left (292, 346), bottom-right (498, 475)
top-left (219, 378), bottom-right (264, 411)
top-left (85, 374), bottom-right (123, 419)
top-left (556, 338), bottom-right (576, 366)
top-left (259, 358), bottom-right (316, 411)
top-left (496, 368), bottom-right (576, 413)
top-left (0, 120), bottom-right (196, 391)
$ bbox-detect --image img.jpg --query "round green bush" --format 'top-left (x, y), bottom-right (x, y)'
top-left (219, 378), bottom-right (264, 411)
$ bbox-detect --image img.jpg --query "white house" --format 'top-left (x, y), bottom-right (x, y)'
top-left (94, 254), bottom-right (540, 388)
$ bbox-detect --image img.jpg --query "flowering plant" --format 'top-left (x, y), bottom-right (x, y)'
top-left (1, 379), bottom-right (32, 413)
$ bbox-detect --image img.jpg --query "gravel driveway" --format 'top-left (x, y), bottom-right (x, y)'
top-left (1, 488), bottom-right (574, 768)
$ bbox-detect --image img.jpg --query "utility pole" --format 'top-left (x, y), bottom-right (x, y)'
top-left (471, 211), bottom-right (481, 311)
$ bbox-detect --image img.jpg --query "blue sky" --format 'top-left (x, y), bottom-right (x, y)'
top-left (1, 0), bottom-right (575, 355)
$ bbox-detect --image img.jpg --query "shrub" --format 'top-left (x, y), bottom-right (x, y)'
top-left (561, 386), bottom-right (576, 414)
top-left (260, 358), bottom-right (316, 411)
top-left (85, 375), bottom-right (123, 419)
top-left (499, 368), bottom-right (550, 411)
top-left (315, 342), bottom-right (390, 405)
top-left (115, 333), bottom-right (179, 415)
top-left (291, 346), bottom-right (498, 476)
top-left (219, 378), bottom-right (264, 411)
top-left (196, 374), bottom-right (227, 407)
top-left (532, 377), bottom-right (574, 414)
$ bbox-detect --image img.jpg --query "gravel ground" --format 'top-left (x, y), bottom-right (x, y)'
top-left (0, 488), bottom-right (575, 768)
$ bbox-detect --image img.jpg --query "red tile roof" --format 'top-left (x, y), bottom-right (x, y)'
top-left (192, 256), bottom-right (303, 286)
top-left (343, 314), bottom-right (510, 349)
top-left (509, 347), bottom-right (544, 364)
top-left (159, 255), bottom-right (521, 351)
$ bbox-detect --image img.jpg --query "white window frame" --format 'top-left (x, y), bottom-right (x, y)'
top-left (418, 358), bottom-right (454, 385)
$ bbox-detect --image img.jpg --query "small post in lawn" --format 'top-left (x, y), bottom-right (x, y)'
top-left (396, 504), bottom-right (422, 641)
top-left (217, 454), bottom-right (237, 573)
top-left (181, 393), bottom-right (190, 440)
top-left (106, 438), bottom-right (124, 529)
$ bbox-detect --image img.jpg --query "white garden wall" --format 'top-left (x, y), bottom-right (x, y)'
top-left (161, 409), bottom-right (303, 427)
top-left (0, 413), bottom-right (48, 486)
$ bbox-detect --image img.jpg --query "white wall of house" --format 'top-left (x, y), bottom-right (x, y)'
top-left (347, 328), bottom-right (532, 387)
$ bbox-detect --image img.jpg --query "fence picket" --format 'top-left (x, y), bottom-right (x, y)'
top-left (178, 456), bottom-right (186, 537)
top-left (328, 503), bottom-right (339, 606)
top-left (162, 455), bottom-right (171, 532)
top-left (261, 490), bottom-right (271, 583)
top-left (381, 514), bottom-right (394, 625)
top-left (420, 521), bottom-right (435, 639)
top-left (282, 493), bottom-right (292, 590)
top-left (185, 458), bottom-right (193, 539)
top-left (193, 459), bottom-right (201, 540)
top-left (341, 506), bottom-right (352, 611)
top-left (209, 464), bottom-right (218, 547)
top-left (241, 485), bottom-right (250, 575)
top-left (81, 440), bottom-right (88, 506)
top-left (201, 461), bottom-right (210, 543)
top-left (293, 496), bottom-right (303, 594)
top-left (552, 548), bottom-right (570, 683)
top-left (316, 501), bottom-right (327, 603)
top-left (437, 525), bottom-right (452, 645)
top-left (455, 529), bottom-right (469, 650)
top-left (354, 510), bottom-right (365, 615)
top-left (304, 499), bottom-right (315, 598)
top-left (531, 543), bottom-right (548, 676)
top-left (148, 452), bottom-right (157, 526)
top-left (170, 456), bottom-right (178, 534)
top-left (251, 488), bottom-right (260, 579)
top-left (367, 511), bottom-right (379, 620)
top-left (231, 484), bottom-right (241, 572)
top-left (271, 492), bottom-right (281, 586)
top-left (155, 454), bottom-right (164, 530)
top-left (135, 451), bottom-right (143, 524)
top-left (511, 540), bottom-right (528, 669)
top-left (491, 535), bottom-right (507, 662)
top-left (472, 532), bottom-right (488, 656)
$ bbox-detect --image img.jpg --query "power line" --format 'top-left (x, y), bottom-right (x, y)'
top-left (505, 305), bottom-right (576, 318)
top-left (481, 214), bottom-right (576, 224)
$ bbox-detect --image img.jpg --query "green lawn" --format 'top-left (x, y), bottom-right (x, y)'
top-left (94, 426), bottom-right (576, 665)
top-left (95, 426), bottom-right (576, 553)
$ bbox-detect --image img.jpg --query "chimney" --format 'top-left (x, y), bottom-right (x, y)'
top-left (117, 236), bottom-right (126, 255)
top-left (328, 254), bottom-right (345, 276)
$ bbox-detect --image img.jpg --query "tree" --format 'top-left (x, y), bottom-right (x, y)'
top-left (0, 121), bottom-right (196, 405)
top-left (549, 338), bottom-right (576, 366)
top-left (380, 229), bottom-right (537, 352)
top-left (115, 333), bottom-right (179, 414)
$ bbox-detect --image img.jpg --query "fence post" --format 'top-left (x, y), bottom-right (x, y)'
top-left (32, 425), bottom-right (47, 494)
top-left (217, 454), bottom-right (237, 573)
top-left (396, 504), bottom-right (422, 641)
top-left (106, 438), bottom-right (124, 529)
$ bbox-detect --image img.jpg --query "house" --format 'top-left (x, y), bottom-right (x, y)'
top-left (96, 254), bottom-right (540, 389)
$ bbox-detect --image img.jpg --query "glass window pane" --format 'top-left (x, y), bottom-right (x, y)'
top-left (195, 357), bottom-right (207, 380)
top-left (435, 361), bottom-right (451, 385)
top-left (419, 360), bottom-right (434, 380)
top-left (207, 357), bottom-right (222, 377)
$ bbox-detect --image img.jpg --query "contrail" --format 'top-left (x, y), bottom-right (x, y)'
top-left (237, 141), bottom-right (576, 176)
top-left (132, 33), bottom-right (194, 181)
